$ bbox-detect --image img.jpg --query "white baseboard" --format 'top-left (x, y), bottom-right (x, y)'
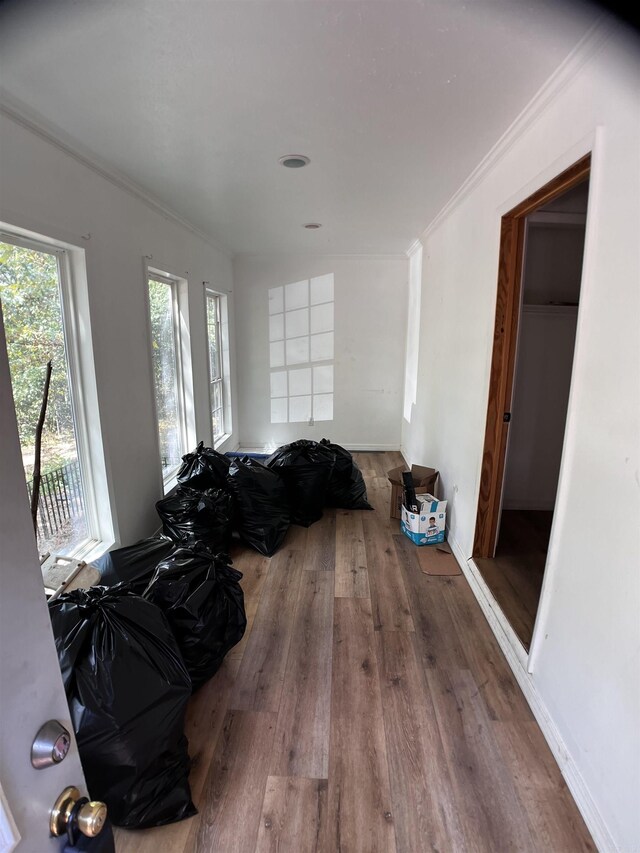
top-left (342, 444), bottom-right (400, 452)
top-left (446, 529), bottom-right (617, 853)
top-left (237, 443), bottom-right (400, 453)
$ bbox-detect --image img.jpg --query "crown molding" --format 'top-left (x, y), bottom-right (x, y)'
top-left (405, 238), bottom-right (423, 257)
top-left (233, 252), bottom-right (408, 261)
top-left (414, 17), bottom-right (613, 247)
top-left (0, 95), bottom-right (233, 259)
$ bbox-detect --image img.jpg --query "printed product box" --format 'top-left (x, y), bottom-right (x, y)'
top-left (401, 493), bottom-right (447, 546)
top-left (387, 465), bottom-right (439, 519)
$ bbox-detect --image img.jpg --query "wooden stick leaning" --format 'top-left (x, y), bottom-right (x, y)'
top-left (30, 359), bottom-right (53, 538)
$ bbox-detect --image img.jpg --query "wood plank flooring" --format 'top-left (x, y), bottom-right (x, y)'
top-left (476, 510), bottom-right (553, 650)
top-left (115, 453), bottom-right (594, 853)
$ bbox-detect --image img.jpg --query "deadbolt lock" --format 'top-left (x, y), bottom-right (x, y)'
top-left (31, 720), bottom-right (72, 769)
top-left (50, 786), bottom-right (107, 839)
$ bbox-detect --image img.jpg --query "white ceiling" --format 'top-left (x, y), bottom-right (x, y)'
top-left (0, 0), bottom-right (601, 255)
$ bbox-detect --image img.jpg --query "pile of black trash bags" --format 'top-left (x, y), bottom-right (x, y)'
top-left (48, 438), bottom-right (370, 830)
top-left (157, 437), bottom-right (372, 556)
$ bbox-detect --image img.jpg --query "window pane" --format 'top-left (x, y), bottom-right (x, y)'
top-left (206, 294), bottom-right (221, 381)
top-left (211, 380), bottom-right (223, 440)
top-left (0, 241), bottom-right (89, 556)
top-left (148, 278), bottom-right (182, 476)
top-left (206, 292), bottom-right (224, 439)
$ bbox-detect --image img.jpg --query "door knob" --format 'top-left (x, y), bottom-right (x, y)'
top-left (50, 786), bottom-right (107, 839)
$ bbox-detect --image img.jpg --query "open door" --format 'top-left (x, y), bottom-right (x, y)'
top-left (472, 156), bottom-right (590, 651)
top-left (473, 154), bottom-right (591, 559)
top-left (0, 306), bottom-right (111, 852)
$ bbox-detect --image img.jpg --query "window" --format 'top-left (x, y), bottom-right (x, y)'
top-left (403, 243), bottom-right (422, 423)
top-left (148, 273), bottom-right (188, 483)
top-left (268, 274), bottom-right (334, 424)
top-left (0, 233), bottom-right (108, 559)
top-left (205, 290), bottom-right (225, 442)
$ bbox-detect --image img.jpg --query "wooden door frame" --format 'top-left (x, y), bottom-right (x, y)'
top-left (472, 154), bottom-right (591, 559)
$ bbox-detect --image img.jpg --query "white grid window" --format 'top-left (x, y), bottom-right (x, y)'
top-left (269, 274), bottom-right (334, 423)
top-left (1, 228), bottom-right (112, 560)
top-left (205, 290), bottom-right (225, 442)
top-left (148, 273), bottom-right (188, 483)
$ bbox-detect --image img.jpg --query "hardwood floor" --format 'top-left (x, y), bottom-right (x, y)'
top-left (115, 455), bottom-right (593, 853)
top-left (476, 510), bottom-right (553, 650)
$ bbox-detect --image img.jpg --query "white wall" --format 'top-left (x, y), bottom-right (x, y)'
top-left (0, 111), bottom-right (239, 547)
top-left (402, 29), bottom-right (640, 853)
top-left (503, 307), bottom-right (578, 510)
top-left (233, 254), bottom-right (407, 450)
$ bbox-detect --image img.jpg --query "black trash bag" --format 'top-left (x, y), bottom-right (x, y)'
top-left (143, 546), bottom-right (247, 691)
top-left (177, 441), bottom-right (230, 491)
top-left (320, 439), bottom-right (373, 510)
top-left (92, 536), bottom-right (176, 593)
top-left (266, 440), bottom-right (335, 527)
top-left (227, 457), bottom-right (290, 555)
top-left (48, 585), bottom-right (195, 829)
top-left (156, 486), bottom-right (233, 552)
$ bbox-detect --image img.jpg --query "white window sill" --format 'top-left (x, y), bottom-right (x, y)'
top-left (79, 538), bottom-right (114, 564)
top-left (214, 433), bottom-right (232, 451)
top-left (40, 537), bottom-right (113, 578)
top-left (163, 473), bottom-right (179, 494)
top-left (162, 462), bottom-right (182, 495)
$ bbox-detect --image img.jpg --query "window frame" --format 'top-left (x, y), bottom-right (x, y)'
top-left (0, 228), bottom-right (111, 560)
top-left (205, 288), bottom-right (225, 443)
top-left (146, 269), bottom-right (191, 489)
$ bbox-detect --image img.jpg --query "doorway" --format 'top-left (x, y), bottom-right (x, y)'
top-left (473, 156), bottom-right (590, 650)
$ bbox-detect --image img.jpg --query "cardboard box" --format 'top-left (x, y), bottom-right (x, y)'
top-left (387, 465), bottom-right (439, 519)
top-left (401, 493), bottom-right (447, 546)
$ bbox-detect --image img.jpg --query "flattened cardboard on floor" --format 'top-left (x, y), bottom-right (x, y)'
top-left (417, 546), bottom-right (461, 576)
top-left (387, 464), bottom-right (439, 519)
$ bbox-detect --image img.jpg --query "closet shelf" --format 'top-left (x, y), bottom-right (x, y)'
top-left (522, 303), bottom-right (579, 314)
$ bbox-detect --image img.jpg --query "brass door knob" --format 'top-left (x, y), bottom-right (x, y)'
top-left (77, 800), bottom-right (108, 837)
top-left (50, 786), bottom-right (108, 838)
